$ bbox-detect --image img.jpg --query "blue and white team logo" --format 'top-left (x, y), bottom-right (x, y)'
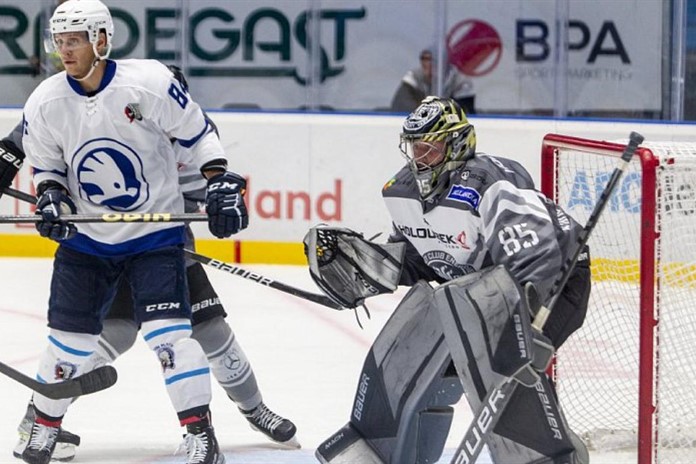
top-left (54, 361), bottom-right (77, 380)
top-left (156, 344), bottom-right (176, 372)
top-left (447, 184), bottom-right (480, 209)
top-left (423, 250), bottom-right (475, 281)
top-left (72, 138), bottom-right (148, 211)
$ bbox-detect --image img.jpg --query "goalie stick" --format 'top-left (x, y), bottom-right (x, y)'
top-left (0, 362), bottom-right (117, 400)
top-left (448, 131), bottom-right (645, 464)
top-left (184, 249), bottom-right (344, 310)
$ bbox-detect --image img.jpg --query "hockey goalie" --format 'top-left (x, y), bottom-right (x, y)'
top-left (304, 96), bottom-right (592, 464)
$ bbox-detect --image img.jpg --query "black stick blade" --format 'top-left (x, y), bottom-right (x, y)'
top-left (0, 362), bottom-right (118, 400)
top-left (76, 365), bottom-right (118, 396)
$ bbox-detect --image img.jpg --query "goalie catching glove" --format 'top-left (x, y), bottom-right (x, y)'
top-left (303, 225), bottom-right (405, 309)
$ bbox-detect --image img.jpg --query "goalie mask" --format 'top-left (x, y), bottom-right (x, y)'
top-left (399, 96), bottom-right (476, 201)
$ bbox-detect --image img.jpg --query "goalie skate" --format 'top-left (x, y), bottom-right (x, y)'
top-left (240, 403), bottom-right (300, 448)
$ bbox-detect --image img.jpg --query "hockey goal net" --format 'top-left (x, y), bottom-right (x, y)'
top-left (541, 134), bottom-right (696, 464)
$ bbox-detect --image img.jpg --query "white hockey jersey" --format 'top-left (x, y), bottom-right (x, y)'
top-left (22, 59), bottom-right (225, 256)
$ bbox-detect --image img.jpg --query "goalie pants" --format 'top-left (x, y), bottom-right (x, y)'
top-left (541, 247), bottom-right (591, 349)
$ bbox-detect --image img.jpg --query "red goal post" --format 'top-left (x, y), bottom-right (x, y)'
top-left (540, 134), bottom-right (696, 464)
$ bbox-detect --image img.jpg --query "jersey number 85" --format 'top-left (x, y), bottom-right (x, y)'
top-left (498, 223), bottom-right (539, 256)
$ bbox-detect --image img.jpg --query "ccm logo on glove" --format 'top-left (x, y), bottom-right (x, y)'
top-left (208, 181), bottom-right (243, 193)
top-left (205, 171), bottom-right (249, 238)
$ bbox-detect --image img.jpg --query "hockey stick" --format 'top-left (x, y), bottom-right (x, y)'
top-left (0, 212), bottom-right (207, 224)
top-left (184, 249), bottom-right (344, 310)
top-left (0, 362), bottom-right (117, 400)
top-left (1, 187), bottom-right (342, 309)
top-left (0, 187), bottom-right (206, 223)
top-left (2, 186), bottom-right (37, 204)
top-left (448, 131), bottom-right (645, 464)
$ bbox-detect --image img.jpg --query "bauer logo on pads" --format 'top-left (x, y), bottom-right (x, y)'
top-left (447, 185), bottom-right (480, 209)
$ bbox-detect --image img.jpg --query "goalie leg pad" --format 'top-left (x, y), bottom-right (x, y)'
top-left (316, 423), bottom-right (385, 464)
top-left (432, 266), bottom-right (584, 463)
top-left (487, 375), bottom-right (583, 463)
top-left (317, 280), bottom-right (463, 464)
top-left (433, 265), bottom-right (541, 390)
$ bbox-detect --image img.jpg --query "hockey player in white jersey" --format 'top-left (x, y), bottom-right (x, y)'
top-left (306, 97), bottom-right (591, 463)
top-left (17, 0), bottom-right (251, 463)
top-left (1, 114), bottom-right (298, 460)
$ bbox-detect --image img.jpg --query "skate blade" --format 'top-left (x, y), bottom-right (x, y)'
top-left (13, 443), bottom-right (76, 462)
top-left (249, 424), bottom-right (301, 449)
top-left (275, 435), bottom-right (301, 450)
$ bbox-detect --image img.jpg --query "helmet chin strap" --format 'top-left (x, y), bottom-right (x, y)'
top-left (72, 43), bottom-right (105, 82)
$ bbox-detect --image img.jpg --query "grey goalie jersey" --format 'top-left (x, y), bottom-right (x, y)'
top-left (382, 153), bottom-right (583, 303)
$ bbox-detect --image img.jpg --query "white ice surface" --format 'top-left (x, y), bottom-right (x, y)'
top-left (0, 258), bottom-right (634, 464)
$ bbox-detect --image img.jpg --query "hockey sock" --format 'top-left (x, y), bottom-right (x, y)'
top-left (96, 318), bottom-right (138, 362)
top-left (141, 318), bottom-right (212, 413)
top-left (179, 405), bottom-right (212, 430)
top-left (192, 317), bottom-right (262, 410)
top-left (33, 329), bottom-right (99, 418)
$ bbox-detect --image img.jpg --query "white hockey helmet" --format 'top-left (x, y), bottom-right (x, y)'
top-left (47, 0), bottom-right (113, 59)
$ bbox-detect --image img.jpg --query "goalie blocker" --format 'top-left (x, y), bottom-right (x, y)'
top-left (316, 266), bottom-right (587, 464)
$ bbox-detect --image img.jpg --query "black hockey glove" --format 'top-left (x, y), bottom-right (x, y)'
top-left (0, 139), bottom-right (25, 193)
top-left (35, 181), bottom-right (77, 241)
top-left (205, 171), bottom-right (249, 238)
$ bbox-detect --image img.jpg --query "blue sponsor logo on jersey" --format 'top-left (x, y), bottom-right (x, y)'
top-left (73, 138), bottom-right (149, 211)
top-left (447, 185), bottom-right (480, 209)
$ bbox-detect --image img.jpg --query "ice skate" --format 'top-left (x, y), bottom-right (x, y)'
top-left (179, 424), bottom-right (225, 464)
top-left (21, 421), bottom-right (60, 464)
top-left (240, 403), bottom-right (300, 448)
top-left (13, 402), bottom-right (79, 462)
